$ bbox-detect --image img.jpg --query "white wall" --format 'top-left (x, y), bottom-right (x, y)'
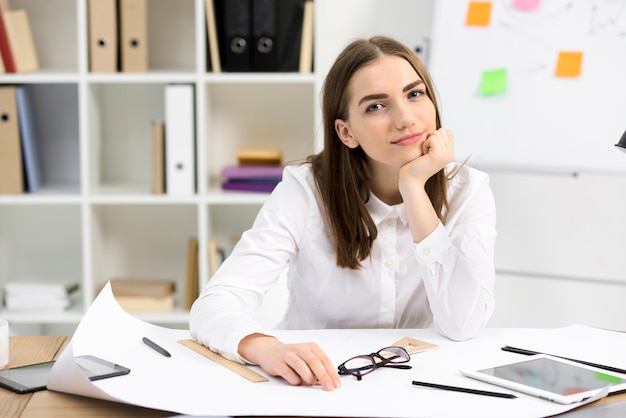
top-left (487, 169), bottom-right (626, 330)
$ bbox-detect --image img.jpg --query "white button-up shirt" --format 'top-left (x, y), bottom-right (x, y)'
top-left (190, 162), bottom-right (497, 363)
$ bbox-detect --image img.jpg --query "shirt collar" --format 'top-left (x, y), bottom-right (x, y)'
top-left (365, 192), bottom-right (408, 226)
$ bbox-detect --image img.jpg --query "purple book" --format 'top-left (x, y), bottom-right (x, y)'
top-left (221, 165), bottom-right (284, 180)
top-left (222, 180), bottom-right (278, 193)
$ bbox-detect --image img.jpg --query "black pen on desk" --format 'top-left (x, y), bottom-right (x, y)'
top-left (142, 337), bottom-right (171, 358)
top-left (412, 381), bottom-right (517, 399)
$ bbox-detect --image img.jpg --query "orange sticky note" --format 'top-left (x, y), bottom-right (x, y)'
top-left (555, 51), bottom-right (583, 77)
top-left (466, 2), bottom-right (492, 26)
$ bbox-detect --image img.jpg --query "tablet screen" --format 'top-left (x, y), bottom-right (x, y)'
top-left (0, 361), bottom-right (52, 390)
top-left (477, 357), bottom-right (625, 396)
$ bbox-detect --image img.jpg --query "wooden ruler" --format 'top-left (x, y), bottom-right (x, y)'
top-left (178, 339), bottom-right (268, 383)
top-left (391, 337), bottom-right (439, 355)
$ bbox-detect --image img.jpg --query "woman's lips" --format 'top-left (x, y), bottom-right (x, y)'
top-left (392, 132), bottom-right (423, 146)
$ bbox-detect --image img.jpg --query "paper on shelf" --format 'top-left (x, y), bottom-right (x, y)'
top-left (47, 283), bottom-right (611, 417)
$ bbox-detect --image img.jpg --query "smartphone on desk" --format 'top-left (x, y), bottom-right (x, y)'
top-left (0, 355), bottom-right (130, 394)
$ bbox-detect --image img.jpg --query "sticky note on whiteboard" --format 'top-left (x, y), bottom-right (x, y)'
top-left (512, 0), bottom-right (542, 11)
top-left (466, 1), bottom-right (492, 27)
top-left (479, 68), bottom-right (508, 96)
top-left (555, 51), bottom-right (583, 78)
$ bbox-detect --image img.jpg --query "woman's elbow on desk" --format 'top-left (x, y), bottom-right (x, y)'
top-left (435, 297), bottom-right (494, 341)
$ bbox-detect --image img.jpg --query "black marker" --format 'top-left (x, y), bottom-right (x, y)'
top-left (412, 380), bottom-right (517, 399)
top-left (142, 337), bottom-right (171, 358)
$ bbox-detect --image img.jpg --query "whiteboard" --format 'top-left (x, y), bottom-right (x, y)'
top-left (428, 0), bottom-right (626, 173)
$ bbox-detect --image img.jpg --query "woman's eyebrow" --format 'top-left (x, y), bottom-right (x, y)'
top-left (358, 80), bottom-right (426, 106)
top-left (403, 80), bottom-right (425, 93)
top-left (358, 93), bottom-right (387, 106)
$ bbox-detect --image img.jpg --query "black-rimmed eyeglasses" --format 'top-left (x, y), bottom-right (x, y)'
top-left (337, 346), bottom-right (412, 380)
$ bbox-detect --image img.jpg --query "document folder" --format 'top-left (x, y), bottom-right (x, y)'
top-left (2, 9), bottom-right (38, 73)
top-left (164, 84), bottom-right (196, 196)
top-left (0, 10), bottom-right (15, 73)
top-left (120, 0), bottom-right (148, 72)
top-left (0, 85), bottom-right (24, 194)
top-left (151, 121), bottom-right (165, 194)
top-left (15, 85), bottom-right (41, 193)
top-left (88, 0), bottom-right (118, 73)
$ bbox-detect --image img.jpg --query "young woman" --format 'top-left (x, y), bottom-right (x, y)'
top-left (190, 35), bottom-right (496, 391)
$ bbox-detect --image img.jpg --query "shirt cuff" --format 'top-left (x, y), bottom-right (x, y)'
top-left (413, 222), bottom-right (452, 265)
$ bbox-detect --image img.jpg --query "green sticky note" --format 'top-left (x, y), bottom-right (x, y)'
top-left (596, 371), bottom-right (623, 384)
top-left (479, 68), bottom-right (507, 96)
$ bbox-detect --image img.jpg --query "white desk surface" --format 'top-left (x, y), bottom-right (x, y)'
top-left (47, 283), bottom-right (626, 418)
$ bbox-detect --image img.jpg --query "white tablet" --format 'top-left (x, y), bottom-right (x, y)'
top-left (460, 354), bottom-right (626, 404)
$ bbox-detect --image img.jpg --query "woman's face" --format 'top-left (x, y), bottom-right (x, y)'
top-left (334, 55), bottom-right (437, 169)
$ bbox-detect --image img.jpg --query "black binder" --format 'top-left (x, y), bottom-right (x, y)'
top-left (277, 0), bottom-right (304, 72)
top-left (251, 0), bottom-right (277, 71)
top-left (218, 0), bottom-right (251, 71)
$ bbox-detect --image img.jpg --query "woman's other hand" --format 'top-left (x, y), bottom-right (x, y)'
top-left (400, 128), bottom-right (454, 187)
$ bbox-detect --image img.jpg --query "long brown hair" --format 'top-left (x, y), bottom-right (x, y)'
top-left (308, 36), bottom-right (448, 269)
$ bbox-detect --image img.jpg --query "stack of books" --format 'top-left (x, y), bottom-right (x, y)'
top-left (4, 282), bottom-right (79, 312)
top-left (221, 148), bottom-right (284, 193)
top-left (107, 278), bottom-right (176, 312)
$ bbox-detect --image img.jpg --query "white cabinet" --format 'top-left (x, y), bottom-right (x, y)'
top-left (0, 0), bottom-right (435, 334)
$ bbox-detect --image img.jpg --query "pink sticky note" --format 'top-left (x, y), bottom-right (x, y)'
top-left (512, 0), bottom-right (542, 11)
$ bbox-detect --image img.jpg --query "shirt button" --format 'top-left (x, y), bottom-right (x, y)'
top-left (422, 247), bottom-right (431, 256)
top-left (384, 260), bottom-right (393, 268)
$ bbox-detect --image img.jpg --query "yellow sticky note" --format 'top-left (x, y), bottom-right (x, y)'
top-left (555, 51), bottom-right (583, 78)
top-left (479, 68), bottom-right (507, 96)
top-left (466, 2), bottom-right (492, 27)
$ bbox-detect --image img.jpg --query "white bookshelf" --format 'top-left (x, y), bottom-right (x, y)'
top-left (0, 0), bottom-right (434, 334)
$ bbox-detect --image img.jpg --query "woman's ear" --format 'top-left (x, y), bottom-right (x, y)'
top-left (334, 119), bottom-right (359, 149)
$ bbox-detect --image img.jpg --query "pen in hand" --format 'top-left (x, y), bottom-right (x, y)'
top-left (412, 380), bottom-right (517, 399)
top-left (142, 337), bottom-right (172, 358)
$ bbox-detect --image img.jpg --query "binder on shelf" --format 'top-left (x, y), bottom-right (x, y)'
top-left (151, 121), bottom-right (165, 194)
top-left (2, 9), bottom-right (39, 73)
top-left (120, 0), bottom-right (148, 73)
top-left (251, 0), bottom-right (277, 71)
top-left (217, 0), bottom-right (251, 71)
top-left (165, 84), bottom-right (196, 196)
top-left (15, 85), bottom-right (42, 193)
top-left (298, 0), bottom-right (314, 74)
top-left (88, 0), bottom-right (118, 73)
top-left (278, 0), bottom-right (304, 72)
top-left (0, 85), bottom-right (24, 194)
top-left (184, 236), bottom-right (199, 310)
top-left (205, 0), bottom-right (221, 73)
top-left (0, 11), bottom-right (13, 73)
top-left (208, 238), bottom-right (218, 276)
